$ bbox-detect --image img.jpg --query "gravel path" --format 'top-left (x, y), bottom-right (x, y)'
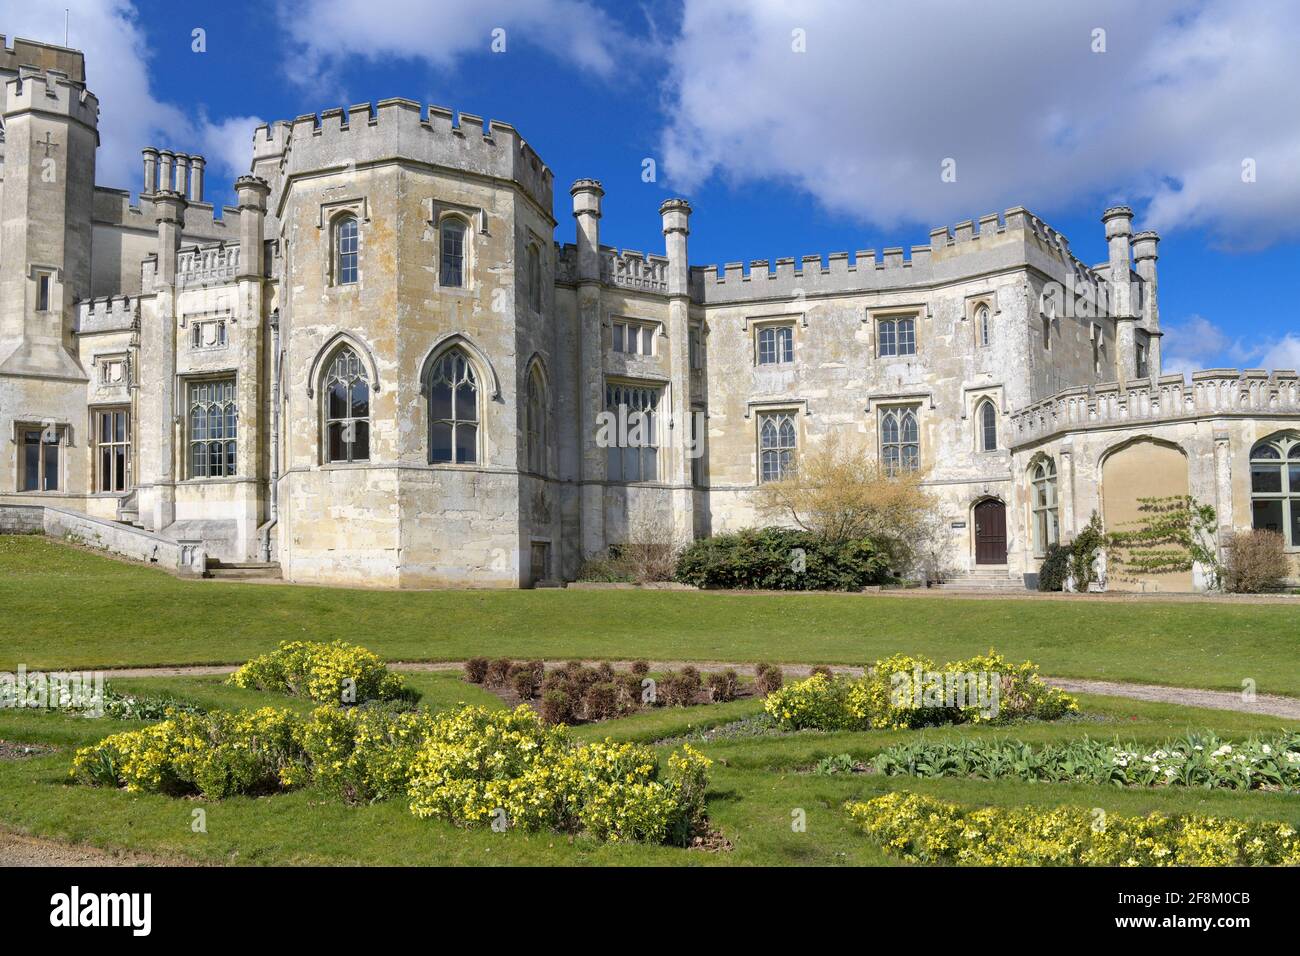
top-left (90, 659), bottom-right (1300, 720)
top-left (0, 828), bottom-right (181, 867)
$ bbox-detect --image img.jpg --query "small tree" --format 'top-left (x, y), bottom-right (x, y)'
top-left (1222, 529), bottom-right (1290, 593)
top-left (754, 432), bottom-right (940, 572)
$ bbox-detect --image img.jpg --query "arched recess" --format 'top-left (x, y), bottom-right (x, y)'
top-left (1099, 436), bottom-right (1192, 591)
top-left (418, 333), bottom-right (502, 401)
top-left (306, 331), bottom-right (382, 398)
top-left (524, 353), bottom-right (551, 476)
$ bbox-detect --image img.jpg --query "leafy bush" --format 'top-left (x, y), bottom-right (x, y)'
top-left (674, 527), bottom-right (888, 591)
top-left (406, 706), bottom-right (711, 844)
top-left (659, 670), bottom-right (701, 707)
top-left (575, 556), bottom-right (634, 584)
top-left (295, 704), bottom-right (439, 804)
top-left (582, 682), bottom-right (618, 721)
top-left (484, 658), bottom-right (513, 688)
top-left (1223, 529), bottom-right (1291, 593)
top-left (1037, 544), bottom-right (1071, 592)
top-left (540, 690), bottom-right (572, 726)
top-left (707, 670), bottom-right (739, 703)
top-left (764, 650), bottom-right (1078, 731)
top-left (873, 731), bottom-right (1300, 791)
top-left (511, 668), bottom-right (537, 701)
top-left (228, 640), bottom-right (408, 704)
top-left (70, 707), bottom-right (303, 799)
top-left (464, 657), bottom-right (489, 684)
top-left (755, 665), bottom-right (784, 697)
top-left (73, 703), bottom-right (713, 846)
top-left (847, 791), bottom-right (1300, 866)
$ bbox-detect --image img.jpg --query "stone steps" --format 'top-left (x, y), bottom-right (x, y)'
top-left (205, 560), bottom-right (282, 581)
top-left (936, 569), bottom-right (1027, 592)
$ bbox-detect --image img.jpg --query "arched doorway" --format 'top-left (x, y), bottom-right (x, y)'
top-left (1100, 437), bottom-right (1192, 591)
top-left (974, 498), bottom-right (1007, 564)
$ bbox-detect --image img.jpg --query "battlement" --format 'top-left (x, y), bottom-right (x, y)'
top-left (273, 100), bottom-right (553, 214)
top-left (689, 206), bottom-right (1107, 305)
top-left (92, 187), bottom-right (235, 242)
top-left (0, 35), bottom-right (85, 83)
top-left (2, 68), bottom-right (98, 127)
top-left (1009, 369), bottom-right (1300, 446)
top-left (75, 295), bottom-right (137, 334)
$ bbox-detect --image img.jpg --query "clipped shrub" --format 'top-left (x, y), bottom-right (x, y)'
top-left (527, 660), bottom-right (546, 685)
top-left (595, 661), bottom-right (616, 682)
top-left (227, 640), bottom-right (408, 704)
top-left (582, 682), bottom-right (618, 721)
top-left (674, 527), bottom-right (889, 591)
top-left (484, 658), bottom-right (513, 688)
top-left (707, 670), bottom-right (739, 703)
top-left (659, 670), bottom-right (701, 708)
top-left (630, 660), bottom-right (650, 677)
top-left (511, 668), bottom-right (538, 701)
top-left (1037, 543), bottom-right (1071, 592)
top-left (615, 673), bottom-right (645, 713)
top-left (539, 690), bottom-right (572, 726)
top-left (847, 791), bottom-right (1300, 866)
top-left (540, 669), bottom-right (569, 694)
top-left (1223, 529), bottom-right (1290, 593)
top-left (809, 665), bottom-right (834, 680)
top-left (755, 665), bottom-right (784, 697)
top-left (464, 657), bottom-right (490, 684)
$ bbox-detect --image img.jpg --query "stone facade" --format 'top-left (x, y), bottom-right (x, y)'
top-left (2, 37), bottom-right (1297, 590)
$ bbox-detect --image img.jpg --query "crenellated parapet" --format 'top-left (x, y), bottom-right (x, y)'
top-left (2, 67), bottom-right (98, 128)
top-left (0, 34), bottom-right (85, 82)
top-left (1008, 369), bottom-right (1300, 446)
top-left (267, 100), bottom-right (554, 215)
top-left (688, 207), bottom-right (1107, 305)
top-left (91, 187), bottom-right (236, 242)
top-left (75, 295), bottom-right (138, 334)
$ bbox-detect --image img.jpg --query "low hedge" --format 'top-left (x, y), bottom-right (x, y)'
top-left (764, 650), bottom-right (1077, 731)
top-left (227, 640), bottom-right (410, 704)
top-left (674, 527), bottom-right (888, 590)
top-left (847, 791), bottom-right (1300, 866)
top-left (872, 731), bottom-right (1300, 791)
top-left (71, 704), bottom-right (712, 846)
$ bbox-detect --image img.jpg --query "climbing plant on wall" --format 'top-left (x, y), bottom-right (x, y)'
top-left (1106, 495), bottom-right (1221, 588)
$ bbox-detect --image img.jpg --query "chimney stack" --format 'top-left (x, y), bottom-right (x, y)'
top-left (570, 179), bottom-right (604, 283)
top-left (659, 199), bottom-right (692, 297)
top-left (189, 155), bottom-right (205, 202)
top-left (141, 146), bottom-right (159, 195)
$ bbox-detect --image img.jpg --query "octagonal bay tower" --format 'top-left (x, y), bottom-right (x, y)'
top-left (269, 101), bottom-right (558, 587)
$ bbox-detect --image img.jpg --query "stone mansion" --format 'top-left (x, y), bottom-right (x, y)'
top-left (2, 36), bottom-right (1298, 590)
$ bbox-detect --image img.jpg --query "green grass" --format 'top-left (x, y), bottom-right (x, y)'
top-left (1, 676), bottom-right (1298, 866)
top-left (2, 535), bottom-right (1298, 697)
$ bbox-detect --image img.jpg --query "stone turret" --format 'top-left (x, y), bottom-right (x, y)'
top-left (659, 198), bottom-right (691, 297)
top-left (570, 179), bottom-right (603, 283)
top-left (1132, 230), bottom-right (1161, 378)
top-left (1102, 205), bottom-right (1138, 383)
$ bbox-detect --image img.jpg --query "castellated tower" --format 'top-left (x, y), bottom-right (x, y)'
top-left (271, 100), bottom-right (556, 587)
top-left (0, 44), bottom-right (97, 496)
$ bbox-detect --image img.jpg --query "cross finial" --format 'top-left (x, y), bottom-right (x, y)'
top-left (36, 131), bottom-right (59, 158)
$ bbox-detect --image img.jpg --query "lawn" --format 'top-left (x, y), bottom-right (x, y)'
top-left (1, 672), bottom-right (1298, 866)
top-left (2, 535), bottom-right (1298, 697)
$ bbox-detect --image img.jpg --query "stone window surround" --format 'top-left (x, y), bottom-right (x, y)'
top-left (318, 198), bottom-right (369, 290)
top-left (182, 372), bottom-right (239, 482)
top-left (1249, 431), bottom-right (1300, 552)
top-left (608, 316), bottom-right (664, 357)
top-left (756, 407), bottom-right (799, 484)
top-left (752, 317), bottom-right (796, 366)
top-left (93, 350), bottom-right (131, 387)
top-left (1029, 454), bottom-right (1060, 558)
top-left (876, 401), bottom-right (921, 474)
top-left (91, 404), bottom-right (132, 495)
top-left (965, 293), bottom-right (999, 348)
top-left (523, 357), bottom-right (551, 478)
top-left (604, 376), bottom-right (666, 485)
top-left (524, 230), bottom-right (546, 315)
top-left (427, 199), bottom-right (487, 294)
top-left (12, 419), bottom-right (69, 493)
top-left (864, 304), bottom-right (926, 358)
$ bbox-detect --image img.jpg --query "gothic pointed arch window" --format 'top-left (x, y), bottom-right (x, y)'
top-left (440, 217), bottom-right (468, 288)
top-left (525, 364), bottom-right (548, 475)
top-left (334, 215), bottom-right (359, 285)
top-left (1031, 457), bottom-right (1059, 556)
top-left (978, 399), bottom-right (998, 452)
top-left (527, 243), bottom-right (542, 313)
top-left (323, 346), bottom-right (370, 463)
top-left (976, 304), bottom-right (991, 348)
top-left (881, 406), bottom-right (919, 475)
top-left (1250, 432), bottom-right (1300, 548)
top-left (758, 411), bottom-right (796, 482)
top-left (428, 348), bottom-right (479, 464)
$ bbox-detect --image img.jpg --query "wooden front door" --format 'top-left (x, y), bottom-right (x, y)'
top-left (974, 499), bottom-right (1007, 565)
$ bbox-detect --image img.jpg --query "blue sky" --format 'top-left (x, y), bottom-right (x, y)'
top-left (3, 0), bottom-right (1297, 371)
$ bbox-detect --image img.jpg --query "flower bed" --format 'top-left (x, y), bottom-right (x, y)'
top-left (847, 791), bottom-right (1300, 866)
top-left (872, 732), bottom-right (1300, 790)
top-left (764, 651), bottom-right (1076, 731)
top-left (228, 640), bottom-right (410, 704)
top-left (70, 704), bottom-right (711, 846)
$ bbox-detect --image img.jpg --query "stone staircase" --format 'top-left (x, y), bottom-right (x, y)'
top-left (204, 559), bottom-right (282, 581)
top-left (935, 567), bottom-right (1028, 592)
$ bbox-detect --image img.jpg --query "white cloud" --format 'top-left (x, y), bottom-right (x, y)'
top-left (1162, 314), bottom-right (1300, 374)
top-left (0, 0), bottom-right (261, 195)
top-left (276, 0), bottom-right (636, 95)
top-left (659, 0), bottom-right (1300, 244)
